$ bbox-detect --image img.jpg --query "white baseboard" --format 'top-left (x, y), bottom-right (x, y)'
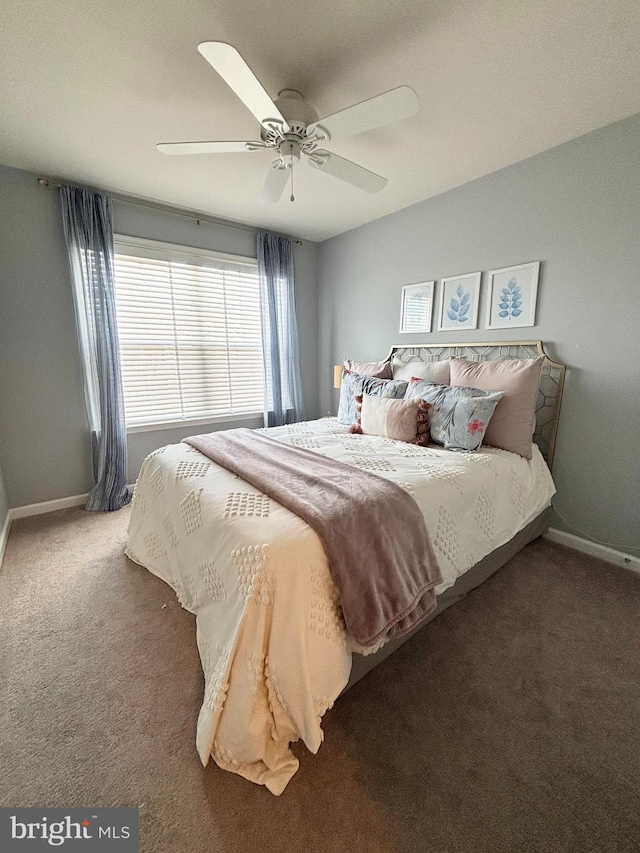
top-left (9, 492), bottom-right (89, 520)
top-left (0, 512), bottom-right (11, 569)
top-left (544, 527), bottom-right (640, 574)
top-left (8, 483), bottom-right (136, 523)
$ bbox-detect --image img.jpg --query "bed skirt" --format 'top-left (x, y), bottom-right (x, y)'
top-left (343, 508), bottom-right (549, 692)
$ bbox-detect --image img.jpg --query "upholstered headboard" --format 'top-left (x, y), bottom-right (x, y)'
top-left (384, 341), bottom-right (566, 470)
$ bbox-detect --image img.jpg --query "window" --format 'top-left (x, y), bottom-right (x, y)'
top-left (113, 236), bottom-right (264, 430)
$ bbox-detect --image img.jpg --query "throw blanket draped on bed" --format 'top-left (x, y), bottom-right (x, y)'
top-left (184, 428), bottom-right (443, 647)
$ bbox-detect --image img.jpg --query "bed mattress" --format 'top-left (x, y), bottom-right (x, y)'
top-left (126, 417), bottom-right (555, 793)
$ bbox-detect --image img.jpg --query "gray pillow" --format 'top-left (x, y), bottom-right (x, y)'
top-left (338, 372), bottom-right (408, 425)
top-left (404, 379), bottom-right (504, 451)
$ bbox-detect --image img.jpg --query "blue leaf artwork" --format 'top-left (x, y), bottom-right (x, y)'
top-left (497, 276), bottom-right (523, 319)
top-left (447, 284), bottom-right (471, 323)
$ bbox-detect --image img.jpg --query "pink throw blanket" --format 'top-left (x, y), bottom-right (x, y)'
top-left (184, 428), bottom-right (442, 648)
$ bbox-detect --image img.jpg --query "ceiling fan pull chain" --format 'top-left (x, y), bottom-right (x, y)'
top-left (290, 167), bottom-right (295, 202)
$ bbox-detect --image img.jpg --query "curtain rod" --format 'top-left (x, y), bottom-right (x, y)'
top-left (36, 177), bottom-right (304, 245)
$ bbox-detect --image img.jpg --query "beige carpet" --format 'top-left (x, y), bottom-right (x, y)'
top-left (1, 506), bottom-right (639, 853)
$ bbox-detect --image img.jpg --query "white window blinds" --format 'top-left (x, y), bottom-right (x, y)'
top-left (113, 236), bottom-right (264, 428)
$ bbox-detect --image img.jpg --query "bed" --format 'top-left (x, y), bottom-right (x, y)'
top-left (126, 341), bottom-right (566, 794)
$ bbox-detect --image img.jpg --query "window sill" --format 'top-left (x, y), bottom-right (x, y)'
top-left (126, 412), bottom-right (263, 434)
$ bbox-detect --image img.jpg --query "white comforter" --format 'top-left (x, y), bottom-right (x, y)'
top-left (126, 418), bottom-right (555, 794)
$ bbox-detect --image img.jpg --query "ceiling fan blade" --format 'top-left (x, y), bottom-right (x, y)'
top-left (156, 141), bottom-right (260, 155)
top-left (197, 41), bottom-right (288, 130)
top-left (260, 164), bottom-right (290, 204)
top-left (309, 86), bottom-right (419, 141)
top-left (309, 151), bottom-right (387, 193)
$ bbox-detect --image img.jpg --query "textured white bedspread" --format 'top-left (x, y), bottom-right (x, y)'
top-left (126, 418), bottom-right (555, 793)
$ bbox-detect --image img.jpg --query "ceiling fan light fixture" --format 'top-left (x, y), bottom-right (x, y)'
top-left (159, 41), bottom-right (419, 203)
top-left (279, 139), bottom-right (301, 164)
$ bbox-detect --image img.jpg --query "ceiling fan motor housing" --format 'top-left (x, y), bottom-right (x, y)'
top-left (275, 90), bottom-right (319, 127)
top-left (260, 89), bottom-right (324, 151)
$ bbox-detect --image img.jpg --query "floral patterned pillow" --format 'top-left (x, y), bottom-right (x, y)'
top-left (337, 372), bottom-right (408, 425)
top-left (404, 379), bottom-right (504, 452)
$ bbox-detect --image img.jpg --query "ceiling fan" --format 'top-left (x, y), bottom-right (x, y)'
top-left (157, 42), bottom-right (419, 203)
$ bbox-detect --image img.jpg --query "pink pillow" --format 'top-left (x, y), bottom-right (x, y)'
top-left (343, 358), bottom-right (392, 379)
top-left (449, 356), bottom-right (544, 458)
top-left (350, 394), bottom-right (431, 445)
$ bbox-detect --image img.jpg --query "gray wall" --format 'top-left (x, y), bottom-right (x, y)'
top-left (0, 163), bottom-right (319, 507)
top-left (2, 113), bottom-right (639, 558)
top-left (318, 113), bottom-right (640, 557)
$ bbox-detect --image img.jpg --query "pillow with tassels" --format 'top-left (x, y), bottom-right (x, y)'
top-left (349, 394), bottom-right (430, 445)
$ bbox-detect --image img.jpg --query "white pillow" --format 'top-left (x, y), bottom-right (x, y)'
top-left (392, 357), bottom-right (450, 384)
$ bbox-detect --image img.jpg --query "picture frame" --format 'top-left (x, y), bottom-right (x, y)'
top-left (486, 261), bottom-right (540, 329)
top-left (437, 272), bottom-right (481, 331)
top-left (399, 281), bottom-right (435, 334)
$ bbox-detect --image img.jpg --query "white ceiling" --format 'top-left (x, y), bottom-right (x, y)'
top-left (1, 0), bottom-right (639, 242)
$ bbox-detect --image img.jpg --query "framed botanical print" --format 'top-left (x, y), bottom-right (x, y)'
top-left (437, 272), bottom-right (481, 331)
top-left (486, 262), bottom-right (540, 329)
